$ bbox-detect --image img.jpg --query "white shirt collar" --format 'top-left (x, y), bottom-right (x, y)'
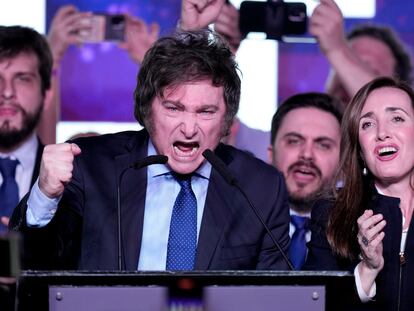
top-left (290, 208), bottom-right (311, 218)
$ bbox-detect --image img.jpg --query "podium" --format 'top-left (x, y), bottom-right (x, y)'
top-left (16, 271), bottom-right (356, 311)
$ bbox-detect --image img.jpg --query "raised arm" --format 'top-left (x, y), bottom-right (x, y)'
top-left (214, 2), bottom-right (242, 54)
top-left (118, 14), bottom-right (160, 65)
top-left (38, 5), bottom-right (92, 144)
top-left (310, 0), bottom-right (379, 102)
top-left (180, 0), bottom-right (225, 30)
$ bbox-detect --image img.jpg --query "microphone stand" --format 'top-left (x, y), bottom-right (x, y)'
top-left (202, 149), bottom-right (294, 270)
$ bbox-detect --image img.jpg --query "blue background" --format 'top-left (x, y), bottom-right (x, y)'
top-left (47, 0), bottom-right (414, 122)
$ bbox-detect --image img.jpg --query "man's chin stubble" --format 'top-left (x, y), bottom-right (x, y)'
top-left (0, 107), bottom-right (42, 150)
top-left (288, 185), bottom-right (324, 206)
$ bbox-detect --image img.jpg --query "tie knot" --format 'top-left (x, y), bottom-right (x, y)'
top-left (173, 174), bottom-right (192, 190)
top-left (291, 215), bottom-right (309, 230)
top-left (0, 157), bottom-right (19, 178)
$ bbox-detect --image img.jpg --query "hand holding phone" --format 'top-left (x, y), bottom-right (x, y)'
top-left (118, 15), bottom-right (159, 64)
top-left (239, 1), bottom-right (307, 40)
top-left (47, 5), bottom-right (92, 62)
top-left (79, 14), bottom-right (126, 43)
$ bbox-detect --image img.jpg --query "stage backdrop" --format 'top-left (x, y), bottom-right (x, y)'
top-left (47, 0), bottom-right (414, 159)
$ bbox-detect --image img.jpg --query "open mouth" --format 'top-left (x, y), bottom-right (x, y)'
top-left (294, 167), bottom-right (316, 177)
top-left (377, 146), bottom-right (398, 157)
top-left (173, 141), bottom-right (199, 157)
top-left (291, 165), bottom-right (320, 183)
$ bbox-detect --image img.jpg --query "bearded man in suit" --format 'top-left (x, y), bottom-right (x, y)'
top-left (0, 26), bottom-right (54, 232)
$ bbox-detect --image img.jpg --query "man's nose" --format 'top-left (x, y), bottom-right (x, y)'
top-left (180, 114), bottom-right (198, 138)
top-left (299, 142), bottom-right (314, 160)
top-left (0, 80), bottom-right (15, 100)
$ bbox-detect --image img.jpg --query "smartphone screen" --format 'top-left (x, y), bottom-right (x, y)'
top-left (104, 14), bottom-right (125, 41)
top-left (80, 14), bottom-right (125, 43)
top-left (239, 2), bottom-right (307, 39)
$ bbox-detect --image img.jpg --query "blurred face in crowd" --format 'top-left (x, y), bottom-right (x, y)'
top-left (359, 87), bottom-right (414, 188)
top-left (350, 36), bottom-right (396, 77)
top-left (269, 107), bottom-right (341, 203)
top-left (149, 80), bottom-right (227, 174)
top-left (0, 52), bottom-right (45, 151)
top-left (327, 36), bottom-right (396, 104)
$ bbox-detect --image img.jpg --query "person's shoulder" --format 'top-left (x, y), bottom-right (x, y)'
top-left (218, 143), bottom-right (284, 181)
top-left (310, 196), bottom-right (335, 225)
top-left (70, 129), bottom-right (147, 147)
top-left (70, 129), bottom-right (148, 155)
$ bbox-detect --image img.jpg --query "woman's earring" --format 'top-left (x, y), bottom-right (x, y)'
top-left (361, 157), bottom-right (368, 176)
top-left (362, 166), bottom-right (368, 176)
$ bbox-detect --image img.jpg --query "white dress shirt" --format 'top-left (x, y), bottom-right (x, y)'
top-left (138, 140), bottom-right (211, 270)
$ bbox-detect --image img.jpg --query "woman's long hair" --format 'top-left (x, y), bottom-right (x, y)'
top-left (327, 76), bottom-right (414, 259)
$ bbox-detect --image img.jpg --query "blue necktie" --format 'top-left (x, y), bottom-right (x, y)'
top-left (166, 174), bottom-right (197, 270)
top-left (0, 158), bottom-right (19, 232)
top-left (289, 215), bottom-right (309, 270)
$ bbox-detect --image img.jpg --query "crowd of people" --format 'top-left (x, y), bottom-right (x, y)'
top-left (1, 0), bottom-right (414, 310)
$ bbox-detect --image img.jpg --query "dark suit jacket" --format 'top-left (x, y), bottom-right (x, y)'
top-left (10, 130), bottom-right (290, 271)
top-left (306, 192), bottom-right (414, 311)
top-left (30, 139), bottom-right (43, 186)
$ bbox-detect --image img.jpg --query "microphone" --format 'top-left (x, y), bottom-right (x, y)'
top-left (129, 155), bottom-right (168, 170)
top-left (117, 155), bottom-right (168, 270)
top-left (202, 149), bottom-right (294, 270)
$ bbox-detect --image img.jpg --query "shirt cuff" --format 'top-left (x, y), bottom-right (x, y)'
top-left (354, 262), bottom-right (376, 302)
top-left (26, 178), bottom-right (60, 227)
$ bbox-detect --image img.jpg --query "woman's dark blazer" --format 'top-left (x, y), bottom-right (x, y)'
top-left (305, 192), bottom-right (414, 311)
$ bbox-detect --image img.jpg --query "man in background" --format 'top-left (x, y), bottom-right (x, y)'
top-left (210, 0), bottom-right (412, 105)
top-left (0, 26), bottom-right (53, 232)
top-left (0, 7), bottom-right (101, 231)
top-left (310, 0), bottom-right (412, 104)
top-left (268, 92), bottom-right (343, 269)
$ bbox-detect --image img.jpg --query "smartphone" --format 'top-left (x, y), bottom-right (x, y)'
top-left (239, 1), bottom-right (307, 40)
top-left (80, 14), bottom-right (126, 43)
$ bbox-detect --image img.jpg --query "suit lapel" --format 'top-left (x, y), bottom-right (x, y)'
top-left (371, 194), bottom-right (401, 263)
top-left (115, 130), bottom-right (149, 270)
top-left (31, 139), bottom-right (44, 186)
top-left (195, 145), bottom-right (236, 269)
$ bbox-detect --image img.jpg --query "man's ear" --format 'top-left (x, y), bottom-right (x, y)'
top-left (267, 145), bottom-right (274, 165)
top-left (43, 88), bottom-right (54, 111)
